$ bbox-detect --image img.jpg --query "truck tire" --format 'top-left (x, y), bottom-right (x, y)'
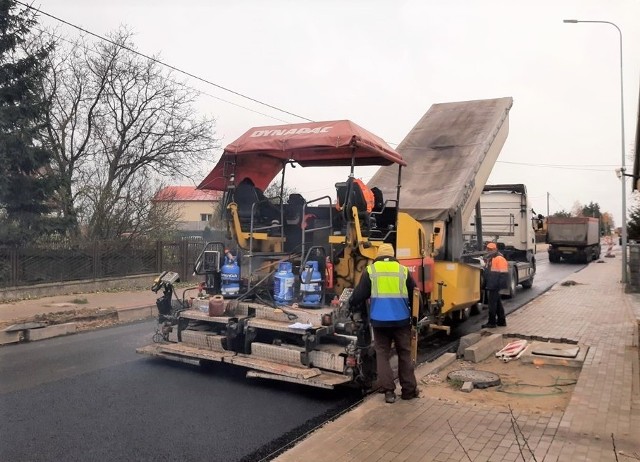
top-left (593, 246), bottom-right (601, 260)
top-left (520, 258), bottom-right (535, 289)
top-left (521, 276), bottom-right (534, 289)
top-left (549, 252), bottom-right (560, 263)
top-left (505, 267), bottom-right (517, 299)
top-left (581, 251), bottom-right (589, 264)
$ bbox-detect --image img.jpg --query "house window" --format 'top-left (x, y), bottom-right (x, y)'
top-left (201, 214), bottom-right (212, 222)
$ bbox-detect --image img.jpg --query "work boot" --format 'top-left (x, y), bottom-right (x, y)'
top-left (481, 323), bottom-right (497, 328)
top-left (384, 391), bottom-right (396, 404)
top-left (497, 322), bottom-right (507, 327)
top-left (401, 388), bottom-right (420, 400)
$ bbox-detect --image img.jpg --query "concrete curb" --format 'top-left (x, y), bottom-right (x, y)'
top-left (417, 352), bottom-right (457, 379)
top-left (117, 305), bottom-right (157, 323)
top-left (0, 304), bottom-right (157, 346)
top-left (0, 330), bottom-right (21, 345)
top-left (25, 322), bottom-right (77, 341)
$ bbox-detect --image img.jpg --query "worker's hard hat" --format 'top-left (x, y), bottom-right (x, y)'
top-left (486, 242), bottom-right (497, 251)
top-left (377, 243), bottom-right (395, 258)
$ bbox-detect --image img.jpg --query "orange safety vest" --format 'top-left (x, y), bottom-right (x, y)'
top-left (485, 253), bottom-right (509, 290)
top-left (489, 254), bottom-right (509, 273)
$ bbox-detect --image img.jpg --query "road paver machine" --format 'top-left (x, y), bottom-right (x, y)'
top-left (138, 98), bottom-right (513, 390)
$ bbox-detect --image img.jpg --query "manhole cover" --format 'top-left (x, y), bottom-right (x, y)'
top-left (447, 370), bottom-right (501, 389)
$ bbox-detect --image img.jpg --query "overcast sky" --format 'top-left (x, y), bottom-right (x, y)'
top-left (38, 0), bottom-right (640, 227)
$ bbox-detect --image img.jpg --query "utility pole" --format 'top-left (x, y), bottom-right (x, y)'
top-left (563, 19), bottom-right (627, 283)
top-left (547, 192), bottom-right (550, 217)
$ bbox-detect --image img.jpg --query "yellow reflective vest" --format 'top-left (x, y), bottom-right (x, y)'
top-left (367, 260), bottom-right (410, 323)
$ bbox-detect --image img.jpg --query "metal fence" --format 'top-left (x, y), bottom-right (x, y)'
top-left (0, 234), bottom-right (228, 288)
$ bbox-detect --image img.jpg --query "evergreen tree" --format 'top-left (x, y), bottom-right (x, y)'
top-left (581, 201), bottom-right (607, 235)
top-left (0, 0), bottom-right (62, 244)
top-left (581, 201), bottom-right (601, 219)
top-left (627, 202), bottom-right (640, 242)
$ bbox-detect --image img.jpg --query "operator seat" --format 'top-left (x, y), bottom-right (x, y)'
top-left (285, 193), bottom-right (306, 225)
top-left (234, 178), bottom-right (280, 229)
top-left (234, 178), bottom-right (260, 227)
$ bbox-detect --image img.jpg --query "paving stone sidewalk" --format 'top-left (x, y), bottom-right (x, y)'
top-left (275, 253), bottom-right (640, 462)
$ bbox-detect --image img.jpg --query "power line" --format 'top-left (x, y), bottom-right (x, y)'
top-left (548, 193), bottom-right (569, 212)
top-left (34, 26), bottom-right (293, 125)
top-left (496, 160), bottom-right (616, 172)
top-left (20, 1), bottom-right (314, 123)
top-left (23, 3), bottom-right (625, 168)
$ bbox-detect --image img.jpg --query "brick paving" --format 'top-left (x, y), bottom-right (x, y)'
top-left (275, 251), bottom-right (640, 462)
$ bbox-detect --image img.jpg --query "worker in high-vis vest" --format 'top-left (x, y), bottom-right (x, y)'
top-left (482, 242), bottom-right (509, 328)
top-left (348, 243), bottom-right (419, 404)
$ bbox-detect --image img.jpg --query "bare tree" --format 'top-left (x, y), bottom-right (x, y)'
top-left (38, 32), bottom-right (119, 235)
top-left (571, 201), bottom-right (584, 217)
top-left (40, 28), bottom-right (218, 239)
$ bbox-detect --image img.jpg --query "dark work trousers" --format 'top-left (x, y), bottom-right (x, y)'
top-left (487, 289), bottom-right (506, 325)
top-left (372, 325), bottom-right (417, 395)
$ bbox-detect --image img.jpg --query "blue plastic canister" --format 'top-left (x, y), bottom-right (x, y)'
top-left (221, 253), bottom-right (240, 296)
top-left (274, 262), bottom-right (295, 305)
top-left (300, 260), bottom-right (323, 307)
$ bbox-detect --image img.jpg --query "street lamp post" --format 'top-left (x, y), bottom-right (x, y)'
top-left (563, 19), bottom-right (627, 283)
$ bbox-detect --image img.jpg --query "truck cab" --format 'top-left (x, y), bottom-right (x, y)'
top-left (464, 184), bottom-right (537, 297)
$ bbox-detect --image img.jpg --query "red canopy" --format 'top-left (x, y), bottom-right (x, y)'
top-left (198, 120), bottom-right (405, 191)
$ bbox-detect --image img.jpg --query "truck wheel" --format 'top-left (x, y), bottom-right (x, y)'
top-left (549, 253), bottom-right (560, 263)
top-left (521, 276), bottom-right (534, 289)
top-left (505, 268), bottom-right (517, 299)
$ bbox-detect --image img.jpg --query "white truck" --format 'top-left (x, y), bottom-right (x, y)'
top-left (464, 184), bottom-right (538, 298)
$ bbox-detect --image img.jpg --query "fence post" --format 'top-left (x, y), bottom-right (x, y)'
top-left (11, 245), bottom-right (18, 287)
top-left (92, 241), bottom-right (99, 280)
top-left (156, 241), bottom-right (163, 272)
top-left (181, 240), bottom-right (189, 281)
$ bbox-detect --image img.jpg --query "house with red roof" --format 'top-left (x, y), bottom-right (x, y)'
top-left (153, 186), bottom-right (223, 235)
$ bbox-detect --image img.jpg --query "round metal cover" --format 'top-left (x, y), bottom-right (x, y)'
top-left (447, 370), bottom-right (501, 389)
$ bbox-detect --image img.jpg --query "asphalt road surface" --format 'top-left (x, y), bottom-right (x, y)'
top-left (0, 255), bottom-right (585, 462)
top-left (0, 321), bottom-right (360, 462)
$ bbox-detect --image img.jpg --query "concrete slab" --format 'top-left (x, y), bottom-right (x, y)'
top-left (3, 321), bottom-right (47, 332)
top-left (520, 341), bottom-right (588, 368)
top-left (25, 323), bottom-right (76, 341)
top-left (464, 333), bottom-right (503, 363)
top-left (0, 330), bottom-right (21, 345)
top-left (457, 332), bottom-right (482, 358)
top-left (532, 343), bottom-right (580, 358)
top-left (461, 381), bottom-right (474, 393)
